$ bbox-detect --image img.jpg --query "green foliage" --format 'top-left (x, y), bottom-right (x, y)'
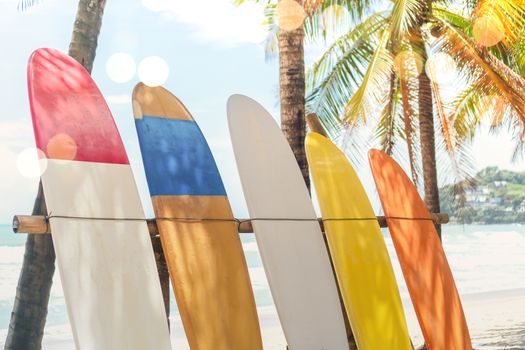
top-left (441, 166), bottom-right (525, 223)
top-left (17, 0), bottom-right (40, 11)
top-left (236, 0), bottom-right (525, 193)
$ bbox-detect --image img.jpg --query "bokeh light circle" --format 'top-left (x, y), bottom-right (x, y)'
top-left (473, 16), bottom-right (505, 47)
top-left (16, 147), bottom-right (47, 178)
top-left (425, 52), bottom-right (457, 84)
top-left (47, 133), bottom-right (78, 160)
top-left (277, 0), bottom-right (306, 32)
top-left (106, 53), bottom-right (136, 83)
top-left (138, 56), bottom-right (170, 87)
top-left (393, 51), bottom-right (424, 80)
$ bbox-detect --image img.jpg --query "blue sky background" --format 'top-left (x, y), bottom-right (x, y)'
top-left (0, 0), bottom-right (522, 223)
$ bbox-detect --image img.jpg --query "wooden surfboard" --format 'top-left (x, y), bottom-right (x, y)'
top-left (228, 95), bottom-right (349, 349)
top-left (132, 84), bottom-right (262, 350)
top-left (305, 133), bottom-right (412, 350)
top-left (369, 149), bottom-right (472, 350)
top-left (28, 48), bottom-right (171, 349)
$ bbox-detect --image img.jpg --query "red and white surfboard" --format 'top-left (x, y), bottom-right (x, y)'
top-left (28, 48), bottom-right (171, 349)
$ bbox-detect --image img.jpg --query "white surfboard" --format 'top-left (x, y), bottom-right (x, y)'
top-left (227, 94), bottom-right (349, 349)
top-left (28, 48), bottom-right (171, 349)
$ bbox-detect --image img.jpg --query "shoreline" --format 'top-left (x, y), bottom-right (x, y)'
top-left (7, 287), bottom-right (521, 350)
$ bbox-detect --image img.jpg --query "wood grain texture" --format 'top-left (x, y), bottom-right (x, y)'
top-left (306, 133), bottom-right (411, 350)
top-left (13, 213), bottom-right (450, 234)
top-left (132, 83), bottom-right (192, 120)
top-left (133, 85), bottom-right (262, 350)
top-left (152, 196), bottom-right (262, 350)
top-left (369, 149), bottom-right (472, 350)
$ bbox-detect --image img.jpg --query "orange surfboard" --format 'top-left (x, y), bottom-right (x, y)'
top-left (369, 149), bottom-right (472, 350)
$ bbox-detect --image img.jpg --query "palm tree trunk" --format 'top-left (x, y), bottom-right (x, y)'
top-left (278, 2), bottom-right (355, 348)
top-left (278, 0), bottom-right (357, 350)
top-left (415, 0), bottom-right (441, 238)
top-left (399, 69), bottom-right (419, 186)
top-left (278, 0), bottom-right (309, 190)
top-left (5, 2), bottom-right (107, 348)
top-left (68, 0), bottom-right (107, 75)
top-left (418, 50), bottom-right (442, 237)
top-left (5, 183), bottom-right (55, 350)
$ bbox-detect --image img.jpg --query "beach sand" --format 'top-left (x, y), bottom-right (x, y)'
top-left (405, 288), bottom-right (525, 349)
top-left (34, 288), bottom-right (525, 349)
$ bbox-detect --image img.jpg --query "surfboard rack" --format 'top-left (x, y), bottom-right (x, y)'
top-left (12, 213), bottom-right (449, 235)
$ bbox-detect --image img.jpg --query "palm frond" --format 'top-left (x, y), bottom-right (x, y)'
top-left (303, 0), bottom-right (380, 42)
top-left (435, 18), bottom-right (525, 122)
top-left (441, 21), bottom-right (525, 159)
top-left (18, 0), bottom-right (40, 11)
top-left (432, 80), bottom-right (477, 194)
top-left (432, 6), bottom-right (471, 30)
top-left (472, 0), bottom-right (525, 46)
top-left (376, 71), bottom-right (400, 154)
top-left (306, 12), bottom-right (388, 136)
top-left (432, 81), bottom-right (455, 152)
top-left (342, 29), bottom-right (392, 125)
top-left (390, 38), bottom-right (421, 185)
top-left (511, 32), bottom-right (525, 74)
top-left (389, 0), bottom-right (425, 40)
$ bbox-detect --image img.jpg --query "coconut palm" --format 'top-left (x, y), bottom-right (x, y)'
top-left (236, 0), bottom-right (307, 188)
top-left (6, 1), bottom-right (108, 349)
top-left (277, 0), bottom-right (309, 189)
top-left (234, 0), bottom-right (373, 191)
top-left (305, 0), bottom-right (525, 236)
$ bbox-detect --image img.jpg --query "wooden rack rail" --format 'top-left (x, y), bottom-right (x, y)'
top-left (12, 213), bottom-right (449, 235)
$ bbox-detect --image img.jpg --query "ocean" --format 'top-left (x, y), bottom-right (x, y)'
top-left (1, 224), bottom-right (524, 348)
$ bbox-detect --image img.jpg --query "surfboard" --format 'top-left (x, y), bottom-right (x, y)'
top-left (227, 95), bottom-right (349, 349)
top-left (132, 84), bottom-right (262, 350)
top-left (369, 149), bottom-right (472, 350)
top-left (305, 133), bottom-right (412, 350)
top-left (27, 48), bottom-right (171, 349)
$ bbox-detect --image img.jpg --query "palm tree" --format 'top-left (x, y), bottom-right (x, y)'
top-left (278, 0), bottom-right (310, 189)
top-left (306, 0), bottom-right (525, 237)
top-left (5, 1), bottom-right (107, 348)
top-left (236, 0), bottom-right (312, 188)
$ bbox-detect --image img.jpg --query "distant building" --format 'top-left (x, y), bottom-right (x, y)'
top-left (494, 181), bottom-right (508, 188)
top-left (465, 187), bottom-right (490, 205)
top-left (519, 201), bottom-right (525, 213)
top-left (490, 197), bottom-right (502, 205)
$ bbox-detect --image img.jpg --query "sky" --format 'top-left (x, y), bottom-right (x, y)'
top-left (0, 0), bottom-right (523, 224)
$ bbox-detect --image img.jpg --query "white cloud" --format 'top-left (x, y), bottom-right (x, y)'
top-left (144, 0), bottom-right (267, 47)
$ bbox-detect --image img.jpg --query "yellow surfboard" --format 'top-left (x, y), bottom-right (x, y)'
top-left (306, 133), bottom-right (412, 350)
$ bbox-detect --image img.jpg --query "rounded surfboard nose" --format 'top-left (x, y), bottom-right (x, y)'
top-left (133, 85), bottom-right (263, 350)
top-left (368, 148), bottom-right (473, 350)
top-left (132, 82), bottom-right (192, 121)
top-left (228, 94), bottom-right (349, 350)
top-left (27, 48), bottom-right (172, 350)
top-left (306, 132), bottom-right (412, 350)
top-left (28, 48), bottom-right (128, 164)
